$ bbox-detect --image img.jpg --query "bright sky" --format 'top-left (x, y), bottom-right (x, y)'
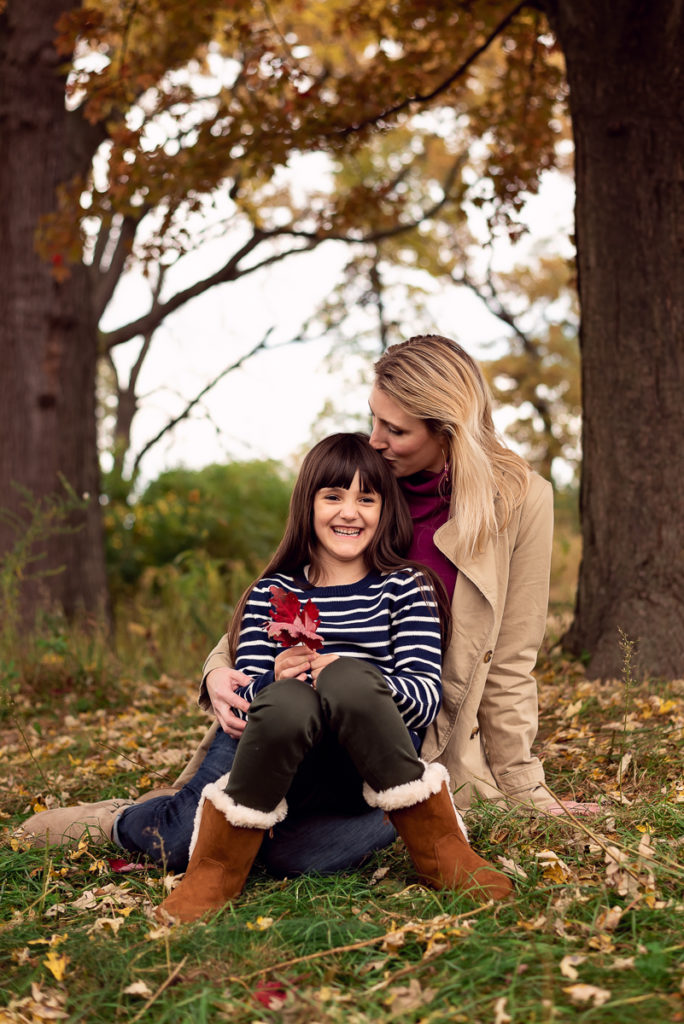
top-left (104, 170), bottom-right (574, 489)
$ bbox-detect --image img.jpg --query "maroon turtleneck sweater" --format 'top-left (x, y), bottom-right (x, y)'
top-left (399, 470), bottom-right (458, 601)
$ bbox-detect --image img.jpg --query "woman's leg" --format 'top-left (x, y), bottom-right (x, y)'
top-left (115, 727), bottom-right (239, 871)
top-left (260, 808), bottom-right (396, 876)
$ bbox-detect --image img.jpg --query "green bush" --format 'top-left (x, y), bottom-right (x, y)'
top-left (105, 461), bottom-right (294, 679)
top-left (105, 460), bottom-right (294, 595)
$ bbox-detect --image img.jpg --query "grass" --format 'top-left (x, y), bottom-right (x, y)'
top-left (1, 638), bottom-right (683, 1023)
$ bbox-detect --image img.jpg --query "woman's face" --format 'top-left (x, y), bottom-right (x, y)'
top-left (368, 385), bottom-right (444, 478)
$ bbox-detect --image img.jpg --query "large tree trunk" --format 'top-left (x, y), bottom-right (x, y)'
top-left (0, 1), bottom-right (108, 620)
top-left (545, 1), bottom-right (684, 677)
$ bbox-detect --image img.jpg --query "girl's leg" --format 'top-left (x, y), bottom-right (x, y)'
top-left (258, 660), bottom-right (414, 876)
top-left (315, 657), bottom-right (424, 790)
top-left (225, 678), bottom-right (324, 811)
top-left (314, 659), bottom-right (511, 900)
top-left (114, 728), bottom-right (239, 871)
top-left (158, 680), bottom-right (322, 924)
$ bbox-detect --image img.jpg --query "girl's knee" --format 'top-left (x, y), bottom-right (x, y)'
top-left (248, 678), bottom-right (322, 742)
top-left (317, 657), bottom-right (386, 715)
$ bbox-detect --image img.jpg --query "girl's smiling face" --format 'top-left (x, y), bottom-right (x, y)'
top-left (368, 385), bottom-right (444, 477)
top-left (312, 470), bottom-right (381, 580)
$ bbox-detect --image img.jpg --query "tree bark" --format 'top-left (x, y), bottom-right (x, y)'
top-left (544, 0), bottom-right (684, 677)
top-left (0, 1), bottom-right (108, 619)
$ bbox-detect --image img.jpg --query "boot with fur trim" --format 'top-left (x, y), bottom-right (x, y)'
top-left (364, 762), bottom-right (512, 901)
top-left (158, 773), bottom-right (287, 924)
top-left (18, 799), bottom-right (134, 848)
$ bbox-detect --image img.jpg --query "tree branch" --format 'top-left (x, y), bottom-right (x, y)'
top-left (128, 327), bottom-right (274, 479)
top-left (451, 267), bottom-right (537, 355)
top-left (334, 1), bottom-right (528, 137)
top-left (103, 154), bottom-right (462, 352)
top-left (94, 214), bottom-right (141, 320)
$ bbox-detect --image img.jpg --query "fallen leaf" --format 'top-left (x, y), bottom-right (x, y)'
top-left (123, 981), bottom-right (154, 998)
top-left (384, 978), bottom-right (436, 1013)
top-left (108, 857), bottom-right (145, 873)
top-left (43, 950), bottom-right (69, 982)
top-left (594, 906), bottom-right (623, 932)
top-left (498, 855), bottom-right (528, 880)
top-left (563, 983), bottom-right (611, 1007)
top-left (494, 996), bottom-right (512, 1024)
top-left (246, 915), bottom-right (274, 930)
top-left (254, 980), bottom-right (287, 1009)
top-left (560, 954), bottom-right (586, 980)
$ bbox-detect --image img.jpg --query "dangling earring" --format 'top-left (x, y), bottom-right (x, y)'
top-left (439, 448), bottom-right (451, 497)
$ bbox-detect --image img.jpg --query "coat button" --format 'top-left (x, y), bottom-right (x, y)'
top-left (483, 650), bottom-right (493, 663)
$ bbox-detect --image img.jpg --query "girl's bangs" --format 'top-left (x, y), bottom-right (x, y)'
top-left (311, 436), bottom-right (388, 495)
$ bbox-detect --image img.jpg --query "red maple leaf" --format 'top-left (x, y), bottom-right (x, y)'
top-left (263, 585), bottom-right (323, 651)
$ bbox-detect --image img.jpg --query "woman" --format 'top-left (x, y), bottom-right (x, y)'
top-left (188, 335), bottom-right (591, 819)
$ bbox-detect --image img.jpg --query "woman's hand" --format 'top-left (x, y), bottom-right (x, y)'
top-left (206, 667), bottom-right (252, 737)
top-left (275, 645), bottom-right (313, 681)
top-left (309, 652), bottom-right (339, 684)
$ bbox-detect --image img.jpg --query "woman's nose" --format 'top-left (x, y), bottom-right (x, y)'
top-left (369, 422), bottom-right (385, 449)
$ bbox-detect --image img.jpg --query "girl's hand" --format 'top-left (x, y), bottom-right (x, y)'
top-left (275, 645), bottom-right (313, 681)
top-left (310, 652), bottom-right (339, 684)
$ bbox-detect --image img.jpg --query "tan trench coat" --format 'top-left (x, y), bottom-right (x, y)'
top-left (174, 472), bottom-right (555, 810)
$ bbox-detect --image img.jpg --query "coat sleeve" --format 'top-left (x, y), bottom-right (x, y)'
top-left (477, 475), bottom-right (556, 808)
top-left (198, 632), bottom-right (233, 710)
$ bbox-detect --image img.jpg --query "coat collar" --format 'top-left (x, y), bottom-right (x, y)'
top-left (433, 516), bottom-right (500, 613)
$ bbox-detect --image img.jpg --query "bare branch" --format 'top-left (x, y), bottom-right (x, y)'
top-left (94, 214), bottom-right (140, 320)
top-left (128, 327), bottom-right (274, 478)
top-left (103, 154), bottom-right (462, 352)
top-left (451, 267), bottom-right (536, 355)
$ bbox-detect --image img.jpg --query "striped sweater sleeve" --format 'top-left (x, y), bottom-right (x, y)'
top-left (378, 571), bottom-right (442, 731)
top-left (232, 581), bottom-right (279, 711)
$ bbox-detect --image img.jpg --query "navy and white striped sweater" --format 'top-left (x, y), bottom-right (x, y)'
top-left (234, 569), bottom-right (442, 748)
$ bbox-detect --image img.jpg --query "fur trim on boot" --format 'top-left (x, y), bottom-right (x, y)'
top-left (18, 799), bottom-right (134, 848)
top-left (363, 762), bottom-right (468, 841)
top-left (158, 776), bottom-right (287, 925)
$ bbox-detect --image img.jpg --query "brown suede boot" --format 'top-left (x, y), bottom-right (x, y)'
top-left (364, 762), bottom-right (513, 901)
top-left (158, 774), bottom-right (287, 925)
top-left (18, 799), bottom-right (134, 848)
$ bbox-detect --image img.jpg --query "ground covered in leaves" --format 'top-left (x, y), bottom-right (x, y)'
top-left (1, 632), bottom-right (683, 1023)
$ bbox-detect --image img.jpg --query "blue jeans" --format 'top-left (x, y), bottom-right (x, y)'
top-left (115, 724), bottom-right (396, 874)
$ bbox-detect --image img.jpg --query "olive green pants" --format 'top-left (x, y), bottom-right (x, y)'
top-left (225, 657), bottom-right (424, 815)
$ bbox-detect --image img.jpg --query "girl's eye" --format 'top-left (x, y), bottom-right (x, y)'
top-left (387, 426), bottom-right (403, 436)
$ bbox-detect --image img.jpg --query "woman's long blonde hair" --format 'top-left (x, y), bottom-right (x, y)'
top-left (374, 335), bottom-right (530, 558)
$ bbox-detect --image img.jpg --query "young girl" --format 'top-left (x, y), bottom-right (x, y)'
top-left (158, 433), bottom-right (512, 922)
